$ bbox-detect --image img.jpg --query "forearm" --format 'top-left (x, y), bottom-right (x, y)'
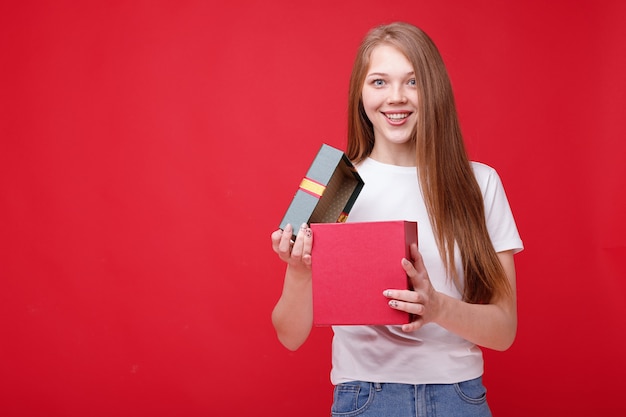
top-left (431, 251), bottom-right (517, 351)
top-left (434, 294), bottom-right (517, 351)
top-left (392, 248), bottom-right (518, 351)
top-left (271, 267), bottom-right (314, 351)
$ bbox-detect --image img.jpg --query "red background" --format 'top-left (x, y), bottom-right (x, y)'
top-left (1, 1), bottom-right (625, 415)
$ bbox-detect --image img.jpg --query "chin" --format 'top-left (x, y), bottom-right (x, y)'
top-left (386, 135), bottom-right (414, 145)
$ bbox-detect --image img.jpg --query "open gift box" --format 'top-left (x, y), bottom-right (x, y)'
top-left (279, 144), bottom-right (364, 239)
top-left (310, 220), bottom-right (418, 326)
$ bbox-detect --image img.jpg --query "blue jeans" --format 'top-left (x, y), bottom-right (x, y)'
top-left (331, 377), bottom-right (492, 417)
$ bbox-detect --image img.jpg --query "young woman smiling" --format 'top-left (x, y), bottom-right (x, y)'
top-left (271, 22), bottom-right (523, 416)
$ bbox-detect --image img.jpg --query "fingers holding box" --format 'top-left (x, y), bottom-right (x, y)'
top-left (271, 223), bottom-right (313, 269)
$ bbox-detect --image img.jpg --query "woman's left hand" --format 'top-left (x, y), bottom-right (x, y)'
top-left (383, 243), bottom-right (442, 332)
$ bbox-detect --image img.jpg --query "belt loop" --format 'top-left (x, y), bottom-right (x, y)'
top-left (373, 382), bottom-right (382, 391)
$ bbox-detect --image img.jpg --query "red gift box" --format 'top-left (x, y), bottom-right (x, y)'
top-left (310, 220), bottom-right (418, 325)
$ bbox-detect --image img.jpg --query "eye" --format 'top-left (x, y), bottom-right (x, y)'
top-left (408, 78), bottom-right (417, 86)
top-left (372, 79), bottom-right (385, 87)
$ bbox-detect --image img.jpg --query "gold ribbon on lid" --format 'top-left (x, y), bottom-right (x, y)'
top-left (299, 177), bottom-right (326, 198)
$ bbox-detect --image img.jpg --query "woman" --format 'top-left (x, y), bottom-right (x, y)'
top-left (271, 22), bottom-right (523, 416)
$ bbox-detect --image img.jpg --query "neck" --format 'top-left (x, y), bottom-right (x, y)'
top-left (369, 142), bottom-right (416, 166)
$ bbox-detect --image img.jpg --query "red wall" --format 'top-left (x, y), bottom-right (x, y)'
top-left (1, 1), bottom-right (625, 415)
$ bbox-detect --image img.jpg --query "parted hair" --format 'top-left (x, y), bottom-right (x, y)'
top-left (347, 22), bottom-right (509, 304)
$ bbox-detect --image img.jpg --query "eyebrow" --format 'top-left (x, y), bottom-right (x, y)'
top-left (365, 71), bottom-right (415, 78)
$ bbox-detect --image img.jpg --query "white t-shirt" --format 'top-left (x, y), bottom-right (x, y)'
top-left (330, 157), bottom-right (523, 385)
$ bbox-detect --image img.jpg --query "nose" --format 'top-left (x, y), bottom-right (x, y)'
top-left (387, 84), bottom-right (407, 104)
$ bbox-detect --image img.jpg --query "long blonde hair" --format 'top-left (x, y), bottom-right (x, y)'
top-left (347, 22), bottom-right (509, 303)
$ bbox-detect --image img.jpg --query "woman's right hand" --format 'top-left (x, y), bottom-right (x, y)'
top-left (271, 223), bottom-right (315, 350)
top-left (271, 223), bottom-right (313, 273)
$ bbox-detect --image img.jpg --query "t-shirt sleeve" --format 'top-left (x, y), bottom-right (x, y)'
top-left (477, 164), bottom-right (524, 254)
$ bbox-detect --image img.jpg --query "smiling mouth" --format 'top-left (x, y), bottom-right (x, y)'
top-left (383, 112), bottom-right (411, 122)
top-left (384, 112), bottom-right (411, 121)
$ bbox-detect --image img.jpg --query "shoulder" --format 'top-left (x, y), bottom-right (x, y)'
top-left (470, 161), bottom-right (502, 189)
top-left (470, 161), bottom-right (497, 178)
top-left (471, 162), bottom-right (523, 252)
top-left (469, 161), bottom-right (514, 207)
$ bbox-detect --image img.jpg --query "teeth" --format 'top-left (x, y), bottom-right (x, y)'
top-left (386, 113), bottom-right (409, 120)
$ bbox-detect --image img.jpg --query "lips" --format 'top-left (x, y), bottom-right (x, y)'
top-left (383, 111), bottom-right (412, 124)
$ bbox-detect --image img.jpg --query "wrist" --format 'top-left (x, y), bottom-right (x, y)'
top-left (431, 291), bottom-right (452, 325)
top-left (286, 265), bottom-right (312, 282)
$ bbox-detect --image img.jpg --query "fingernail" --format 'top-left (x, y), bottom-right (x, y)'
top-left (285, 224), bottom-right (292, 233)
top-left (383, 290), bottom-right (392, 297)
top-left (305, 228), bottom-right (312, 238)
top-left (389, 300), bottom-right (399, 308)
